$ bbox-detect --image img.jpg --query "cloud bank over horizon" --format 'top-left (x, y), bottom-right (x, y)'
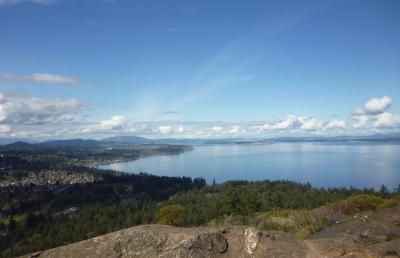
top-left (1, 91), bottom-right (399, 140)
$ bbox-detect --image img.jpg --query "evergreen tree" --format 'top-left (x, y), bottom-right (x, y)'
top-left (7, 217), bottom-right (16, 232)
top-left (378, 184), bottom-right (389, 197)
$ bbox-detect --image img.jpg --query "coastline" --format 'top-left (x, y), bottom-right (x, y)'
top-left (87, 145), bottom-right (194, 167)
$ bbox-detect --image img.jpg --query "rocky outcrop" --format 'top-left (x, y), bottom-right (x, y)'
top-left (22, 225), bottom-right (308, 258)
top-left (22, 205), bottom-right (400, 258)
top-left (307, 205), bottom-right (400, 258)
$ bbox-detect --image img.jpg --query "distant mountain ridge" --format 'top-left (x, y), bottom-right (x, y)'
top-left (103, 133), bottom-right (400, 145)
top-left (0, 139), bottom-right (119, 150)
top-left (1, 132), bottom-right (400, 149)
top-left (103, 136), bottom-right (156, 144)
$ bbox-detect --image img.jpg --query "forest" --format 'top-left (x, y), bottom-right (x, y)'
top-left (0, 149), bottom-right (399, 257)
top-left (1, 166), bottom-right (399, 257)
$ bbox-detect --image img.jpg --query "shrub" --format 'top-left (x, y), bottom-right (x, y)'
top-left (327, 199), bottom-right (358, 215)
top-left (157, 205), bottom-right (185, 226)
top-left (295, 215), bottom-right (329, 240)
top-left (347, 194), bottom-right (384, 212)
top-left (328, 194), bottom-right (388, 215)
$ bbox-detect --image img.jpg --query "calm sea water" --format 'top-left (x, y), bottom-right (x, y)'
top-left (98, 142), bottom-right (400, 189)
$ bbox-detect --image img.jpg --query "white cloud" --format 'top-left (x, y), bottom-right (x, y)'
top-left (82, 115), bottom-right (128, 134)
top-left (349, 96), bottom-right (399, 131)
top-left (0, 91), bottom-right (397, 139)
top-left (175, 126), bottom-right (185, 134)
top-left (229, 126), bottom-right (245, 134)
top-left (300, 118), bottom-right (324, 131)
top-left (2, 73), bottom-right (91, 88)
top-left (261, 115), bottom-right (325, 132)
top-left (326, 119), bottom-right (346, 130)
top-left (0, 124), bottom-right (10, 133)
top-left (158, 125), bottom-right (173, 135)
top-left (374, 112), bottom-right (400, 128)
top-left (365, 96), bottom-right (393, 115)
top-left (0, 0), bottom-right (57, 6)
top-left (351, 108), bottom-right (364, 116)
top-left (353, 115), bottom-right (369, 129)
top-left (98, 115), bottom-right (127, 130)
top-left (0, 91), bottom-right (84, 126)
top-left (153, 125), bottom-right (186, 135)
top-left (352, 96), bottom-right (394, 116)
top-left (212, 126), bottom-right (223, 133)
top-left (254, 116), bottom-right (349, 133)
top-left (267, 115), bottom-right (302, 130)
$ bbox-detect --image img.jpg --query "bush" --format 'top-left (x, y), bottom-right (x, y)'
top-left (347, 194), bottom-right (385, 212)
top-left (328, 194), bottom-right (387, 215)
top-left (157, 205), bottom-right (185, 226)
top-left (327, 200), bottom-right (358, 215)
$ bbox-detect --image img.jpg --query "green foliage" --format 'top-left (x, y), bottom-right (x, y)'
top-left (1, 153), bottom-right (399, 258)
top-left (327, 194), bottom-right (400, 215)
top-left (378, 184), bottom-right (390, 198)
top-left (0, 170), bottom-right (202, 258)
top-left (158, 205), bottom-right (185, 226)
top-left (7, 218), bottom-right (16, 232)
top-left (160, 180), bottom-right (380, 227)
top-left (347, 194), bottom-right (385, 211)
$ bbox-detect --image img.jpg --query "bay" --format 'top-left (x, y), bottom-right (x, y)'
top-left (97, 142), bottom-right (400, 189)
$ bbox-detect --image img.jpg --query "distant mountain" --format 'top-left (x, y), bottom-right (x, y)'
top-left (105, 133), bottom-right (400, 146)
top-left (104, 136), bottom-right (249, 146)
top-left (0, 139), bottom-right (118, 151)
top-left (268, 133), bottom-right (400, 142)
top-left (103, 136), bottom-right (156, 144)
top-left (1, 141), bottom-right (34, 150)
top-left (362, 132), bottom-right (400, 140)
top-left (0, 137), bottom-right (37, 145)
top-left (37, 139), bottom-right (111, 148)
top-left (1, 132), bottom-right (399, 151)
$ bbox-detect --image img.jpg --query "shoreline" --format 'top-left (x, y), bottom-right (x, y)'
top-left (87, 147), bottom-right (194, 167)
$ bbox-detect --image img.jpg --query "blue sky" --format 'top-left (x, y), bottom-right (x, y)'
top-left (0, 0), bottom-right (399, 139)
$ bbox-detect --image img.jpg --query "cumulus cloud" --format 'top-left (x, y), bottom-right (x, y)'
top-left (1, 91), bottom-right (397, 139)
top-left (365, 96), bottom-right (394, 115)
top-left (81, 115), bottom-right (128, 134)
top-left (175, 126), bottom-right (185, 134)
top-left (229, 126), bottom-right (246, 134)
top-left (260, 115), bottom-right (322, 132)
top-left (300, 118), bottom-right (324, 131)
top-left (352, 115), bottom-right (369, 129)
top-left (2, 73), bottom-right (91, 88)
top-left (270, 115), bottom-right (302, 130)
top-left (212, 126), bottom-right (223, 133)
top-left (350, 96), bottom-right (399, 130)
top-left (99, 116), bottom-right (127, 129)
top-left (374, 112), bottom-right (400, 128)
top-left (0, 91), bottom-right (84, 126)
top-left (0, 0), bottom-right (57, 6)
top-left (326, 119), bottom-right (346, 130)
top-left (352, 96), bottom-right (394, 116)
top-left (0, 124), bottom-right (10, 133)
top-left (156, 125), bottom-right (184, 135)
top-left (158, 125), bottom-right (173, 135)
top-left (253, 116), bottom-right (349, 133)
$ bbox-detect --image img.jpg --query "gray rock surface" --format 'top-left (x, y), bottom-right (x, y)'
top-left (22, 205), bottom-right (400, 258)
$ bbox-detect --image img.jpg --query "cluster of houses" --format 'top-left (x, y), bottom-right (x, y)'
top-left (0, 170), bottom-right (97, 188)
